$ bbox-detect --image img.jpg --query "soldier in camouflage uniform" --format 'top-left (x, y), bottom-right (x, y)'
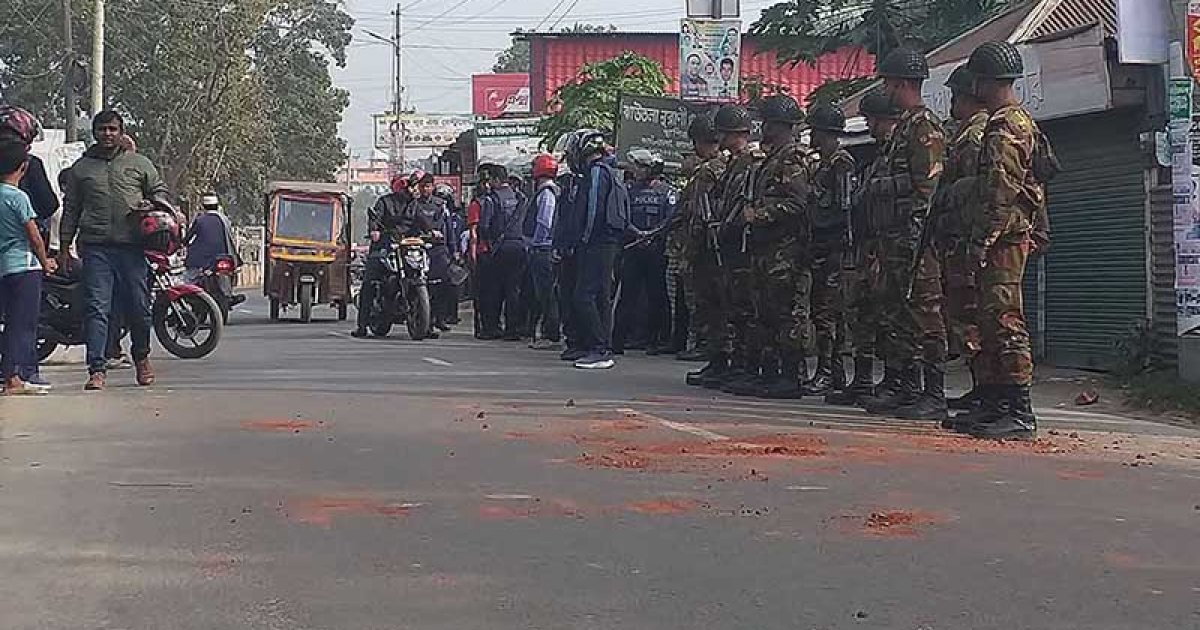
top-left (801, 103), bottom-right (856, 397)
top-left (827, 90), bottom-right (903, 406)
top-left (699, 105), bottom-right (765, 390)
top-left (934, 65), bottom-right (991, 427)
top-left (735, 95), bottom-right (815, 399)
top-left (960, 42), bottom-right (1050, 441)
top-left (683, 114), bottom-right (732, 386)
top-left (859, 48), bottom-right (949, 420)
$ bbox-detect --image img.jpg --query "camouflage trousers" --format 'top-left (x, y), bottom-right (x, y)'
top-left (849, 239), bottom-right (883, 359)
top-left (693, 251), bottom-right (731, 358)
top-left (879, 240), bottom-right (946, 366)
top-left (666, 251), bottom-right (696, 347)
top-left (976, 237), bottom-right (1033, 387)
top-left (940, 244), bottom-right (980, 362)
top-left (726, 254), bottom-right (758, 366)
top-left (750, 239), bottom-right (811, 364)
top-left (809, 241), bottom-right (844, 360)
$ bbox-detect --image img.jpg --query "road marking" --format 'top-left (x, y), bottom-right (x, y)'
top-left (485, 493), bottom-right (534, 500)
top-left (422, 357), bottom-right (453, 367)
top-left (618, 408), bottom-right (730, 441)
top-left (235, 308), bottom-right (254, 314)
top-left (785, 485), bottom-right (829, 491)
top-left (326, 331), bottom-right (350, 339)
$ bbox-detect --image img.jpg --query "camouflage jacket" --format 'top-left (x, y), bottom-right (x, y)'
top-left (744, 140), bottom-right (815, 247)
top-left (677, 151), bottom-right (729, 257)
top-left (850, 131), bottom-right (893, 248)
top-left (933, 109), bottom-right (988, 247)
top-left (869, 105), bottom-right (946, 244)
top-left (810, 147), bottom-right (856, 244)
top-left (716, 145), bottom-right (766, 249)
top-left (973, 104), bottom-right (1048, 251)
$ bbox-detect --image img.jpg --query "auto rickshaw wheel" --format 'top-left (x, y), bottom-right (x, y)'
top-left (337, 300), bottom-right (348, 321)
top-left (299, 284), bottom-right (314, 323)
top-left (269, 297), bottom-right (280, 321)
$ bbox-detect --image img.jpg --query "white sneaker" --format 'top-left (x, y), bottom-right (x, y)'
top-left (574, 352), bottom-right (615, 370)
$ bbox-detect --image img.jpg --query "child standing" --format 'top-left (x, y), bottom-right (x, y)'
top-left (0, 140), bottom-right (55, 395)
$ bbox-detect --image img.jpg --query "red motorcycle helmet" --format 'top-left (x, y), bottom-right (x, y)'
top-left (532, 153), bottom-right (558, 179)
top-left (139, 209), bottom-right (182, 255)
top-left (0, 105), bottom-right (41, 145)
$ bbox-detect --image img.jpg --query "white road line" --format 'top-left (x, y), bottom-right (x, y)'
top-left (235, 308), bottom-right (254, 314)
top-left (618, 408), bottom-right (730, 441)
top-left (422, 357), bottom-right (454, 367)
top-left (326, 331), bottom-right (350, 339)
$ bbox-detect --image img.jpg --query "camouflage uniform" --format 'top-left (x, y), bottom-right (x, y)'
top-left (806, 148), bottom-right (856, 391)
top-left (849, 148), bottom-right (889, 366)
top-left (865, 106), bottom-right (947, 410)
top-left (716, 146), bottom-right (767, 376)
top-left (682, 152), bottom-right (729, 358)
top-left (936, 110), bottom-right (989, 363)
top-left (972, 104), bottom-right (1045, 389)
top-left (744, 140), bottom-right (815, 372)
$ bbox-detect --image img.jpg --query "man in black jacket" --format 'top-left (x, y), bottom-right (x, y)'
top-left (351, 172), bottom-right (430, 338)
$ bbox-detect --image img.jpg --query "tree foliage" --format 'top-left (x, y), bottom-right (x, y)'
top-left (536, 51), bottom-right (669, 152)
top-left (0, 0), bottom-right (352, 224)
top-left (749, 0), bottom-right (1018, 66)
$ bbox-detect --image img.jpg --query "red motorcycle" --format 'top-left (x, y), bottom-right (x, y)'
top-left (35, 252), bottom-right (224, 361)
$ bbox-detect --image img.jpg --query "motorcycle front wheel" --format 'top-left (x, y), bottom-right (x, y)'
top-left (406, 284), bottom-right (431, 341)
top-left (154, 291), bottom-right (224, 359)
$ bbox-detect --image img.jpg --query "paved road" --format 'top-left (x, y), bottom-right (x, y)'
top-left (3, 299), bottom-right (1199, 630)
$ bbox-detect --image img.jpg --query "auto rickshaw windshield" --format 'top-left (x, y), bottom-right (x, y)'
top-left (276, 198), bottom-right (336, 242)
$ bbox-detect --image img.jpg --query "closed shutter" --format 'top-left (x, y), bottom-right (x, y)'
top-left (1038, 110), bottom-right (1147, 370)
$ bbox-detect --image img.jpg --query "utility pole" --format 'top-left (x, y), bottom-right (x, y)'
top-left (62, 0), bottom-right (78, 141)
top-left (394, 2), bottom-right (406, 170)
top-left (91, 0), bottom-right (105, 115)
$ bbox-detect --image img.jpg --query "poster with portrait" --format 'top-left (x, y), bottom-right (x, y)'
top-left (679, 18), bottom-right (741, 102)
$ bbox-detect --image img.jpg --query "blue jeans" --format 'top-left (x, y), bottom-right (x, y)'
top-left (573, 241), bottom-right (620, 354)
top-left (82, 245), bottom-right (152, 374)
top-left (0, 271), bottom-right (42, 380)
top-left (527, 248), bottom-right (560, 342)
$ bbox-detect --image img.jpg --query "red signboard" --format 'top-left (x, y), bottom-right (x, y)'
top-left (1190, 5), bottom-right (1200, 82)
top-left (471, 73), bottom-right (532, 119)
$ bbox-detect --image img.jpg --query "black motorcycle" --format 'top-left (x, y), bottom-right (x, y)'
top-left (362, 236), bottom-right (432, 340)
top-left (196, 254), bottom-right (245, 324)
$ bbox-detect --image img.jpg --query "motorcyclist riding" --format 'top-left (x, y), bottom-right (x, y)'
top-left (350, 171), bottom-right (433, 338)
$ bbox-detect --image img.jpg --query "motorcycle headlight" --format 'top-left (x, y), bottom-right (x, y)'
top-left (404, 251), bottom-right (424, 265)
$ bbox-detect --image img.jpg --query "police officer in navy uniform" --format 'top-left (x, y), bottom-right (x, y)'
top-left (614, 149), bottom-right (677, 354)
top-left (477, 164), bottom-right (529, 340)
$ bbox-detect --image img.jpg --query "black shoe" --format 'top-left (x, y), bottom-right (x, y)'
top-left (825, 386), bottom-right (871, 406)
top-left (946, 386), bottom-right (996, 432)
top-left (947, 389), bottom-right (979, 411)
top-left (760, 359), bottom-right (805, 399)
top-left (645, 344), bottom-right (674, 356)
top-left (677, 348), bottom-right (707, 362)
top-left (477, 330), bottom-right (503, 341)
top-left (728, 365), bottom-right (770, 396)
top-left (560, 348), bottom-right (588, 361)
top-left (502, 334), bottom-right (522, 341)
top-left (863, 363), bottom-right (920, 415)
top-left (434, 321), bottom-right (452, 332)
top-left (426, 330), bottom-right (440, 340)
top-left (686, 357), bottom-right (728, 387)
top-left (350, 329), bottom-right (369, 339)
top-left (711, 367), bottom-right (748, 391)
top-left (895, 394), bottom-right (949, 421)
top-left (969, 387), bottom-right (1037, 440)
top-left (801, 359), bottom-right (834, 397)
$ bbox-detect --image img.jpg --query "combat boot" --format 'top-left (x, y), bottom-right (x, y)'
top-left (969, 386), bottom-right (1037, 441)
top-left (948, 366), bottom-right (981, 411)
top-left (687, 354), bottom-right (728, 387)
top-left (945, 386), bottom-right (996, 432)
top-left (729, 361), bottom-right (771, 396)
top-left (719, 362), bottom-right (759, 393)
top-left (858, 363), bottom-right (899, 410)
top-left (801, 356), bottom-right (834, 396)
top-left (830, 353), bottom-right (848, 390)
top-left (864, 363), bottom-right (920, 416)
top-left (761, 357), bottom-right (806, 399)
top-left (895, 363), bottom-right (949, 422)
top-left (744, 360), bottom-right (783, 398)
top-left (826, 356), bottom-right (873, 405)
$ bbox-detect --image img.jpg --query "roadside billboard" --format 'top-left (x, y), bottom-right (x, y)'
top-left (615, 93), bottom-right (760, 173)
top-left (472, 73), bottom-right (532, 119)
top-left (679, 18), bottom-right (741, 102)
top-left (373, 113), bottom-right (475, 151)
top-left (475, 118), bottom-right (543, 174)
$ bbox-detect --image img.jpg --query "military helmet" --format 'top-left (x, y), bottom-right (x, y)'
top-left (945, 64), bottom-right (976, 95)
top-left (859, 89), bottom-right (902, 119)
top-left (713, 104), bottom-right (752, 133)
top-left (759, 94), bottom-right (804, 125)
top-left (807, 103), bottom-right (845, 133)
top-left (687, 113), bottom-right (719, 143)
top-left (876, 47), bottom-right (929, 80)
top-left (967, 41), bottom-right (1024, 80)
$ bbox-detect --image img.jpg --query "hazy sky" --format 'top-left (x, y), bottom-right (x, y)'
top-left (335, 0), bottom-right (774, 156)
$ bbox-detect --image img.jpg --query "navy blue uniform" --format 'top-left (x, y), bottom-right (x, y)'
top-left (614, 178), bottom-right (677, 350)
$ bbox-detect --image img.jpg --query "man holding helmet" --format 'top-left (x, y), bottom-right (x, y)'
top-left (614, 148), bottom-right (676, 354)
top-left (60, 111), bottom-right (171, 390)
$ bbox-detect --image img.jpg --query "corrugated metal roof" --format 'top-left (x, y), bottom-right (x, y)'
top-left (1025, 0), bottom-right (1116, 39)
top-left (527, 33), bottom-right (875, 109)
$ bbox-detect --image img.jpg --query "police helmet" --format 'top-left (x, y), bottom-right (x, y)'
top-left (807, 103), bottom-right (846, 133)
top-left (877, 47), bottom-right (929, 80)
top-left (759, 94), bottom-right (804, 125)
top-left (967, 41), bottom-right (1024, 80)
top-left (713, 104), bottom-right (752, 133)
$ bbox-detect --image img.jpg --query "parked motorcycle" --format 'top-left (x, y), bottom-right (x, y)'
top-left (36, 252), bottom-right (224, 361)
top-left (362, 236), bottom-right (432, 340)
top-left (196, 254), bottom-right (245, 324)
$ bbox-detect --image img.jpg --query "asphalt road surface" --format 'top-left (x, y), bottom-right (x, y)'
top-left (3, 298), bottom-right (1199, 630)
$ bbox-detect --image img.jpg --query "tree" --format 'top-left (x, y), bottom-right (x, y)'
top-left (536, 51), bottom-right (669, 151)
top-left (0, 0), bottom-right (352, 224)
top-left (750, 0), bottom-right (1017, 66)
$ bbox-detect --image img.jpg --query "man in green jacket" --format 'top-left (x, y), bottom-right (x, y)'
top-left (60, 111), bottom-right (169, 391)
